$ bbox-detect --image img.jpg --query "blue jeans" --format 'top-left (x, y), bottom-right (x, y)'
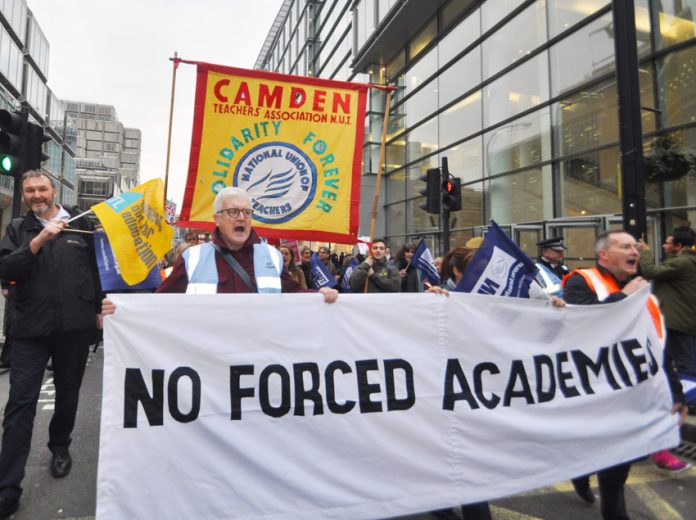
top-left (0, 332), bottom-right (91, 498)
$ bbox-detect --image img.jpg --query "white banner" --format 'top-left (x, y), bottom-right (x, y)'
top-left (97, 288), bottom-right (680, 520)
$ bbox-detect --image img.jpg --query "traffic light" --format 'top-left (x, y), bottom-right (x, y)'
top-left (0, 109), bottom-right (28, 176)
top-left (442, 176), bottom-right (462, 212)
top-left (24, 122), bottom-right (50, 171)
top-left (418, 168), bottom-right (440, 214)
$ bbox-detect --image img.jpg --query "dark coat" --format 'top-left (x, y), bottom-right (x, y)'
top-left (0, 208), bottom-right (102, 338)
top-left (348, 257), bottom-right (400, 293)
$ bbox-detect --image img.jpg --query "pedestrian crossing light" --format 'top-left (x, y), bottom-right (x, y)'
top-left (442, 176), bottom-right (462, 212)
top-left (0, 109), bottom-right (28, 176)
top-left (419, 168), bottom-right (441, 214)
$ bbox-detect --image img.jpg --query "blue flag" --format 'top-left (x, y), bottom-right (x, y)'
top-left (411, 238), bottom-right (441, 286)
top-left (679, 372), bottom-right (696, 404)
top-left (455, 221), bottom-right (538, 298)
top-left (310, 252), bottom-right (337, 288)
top-left (94, 231), bottom-right (161, 291)
top-left (340, 257), bottom-right (359, 293)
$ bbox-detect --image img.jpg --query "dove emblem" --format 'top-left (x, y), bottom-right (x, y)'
top-left (234, 142), bottom-right (317, 224)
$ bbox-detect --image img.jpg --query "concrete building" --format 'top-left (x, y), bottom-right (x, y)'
top-left (63, 101), bottom-right (141, 211)
top-left (255, 0), bottom-right (696, 265)
top-left (0, 0), bottom-right (78, 229)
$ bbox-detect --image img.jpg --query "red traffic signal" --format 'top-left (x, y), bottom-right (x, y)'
top-left (441, 176), bottom-right (462, 212)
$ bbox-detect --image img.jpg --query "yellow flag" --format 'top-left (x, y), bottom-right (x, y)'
top-left (92, 179), bottom-right (173, 285)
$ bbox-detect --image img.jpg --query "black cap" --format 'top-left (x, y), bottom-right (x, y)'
top-left (536, 237), bottom-right (566, 251)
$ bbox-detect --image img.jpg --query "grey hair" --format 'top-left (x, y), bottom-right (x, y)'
top-left (22, 170), bottom-right (55, 188)
top-left (213, 186), bottom-right (251, 213)
top-left (594, 230), bottom-right (629, 253)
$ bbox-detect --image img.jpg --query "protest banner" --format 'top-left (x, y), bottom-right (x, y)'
top-left (97, 288), bottom-right (678, 520)
top-left (178, 62), bottom-right (368, 243)
top-left (92, 179), bottom-right (173, 285)
top-left (279, 238), bottom-right (301, 265)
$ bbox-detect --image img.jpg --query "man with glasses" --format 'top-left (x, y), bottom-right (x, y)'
top-left (146, 187), bottom-right (337, 301)
top-left (183, 230), bottom-right (199, 245)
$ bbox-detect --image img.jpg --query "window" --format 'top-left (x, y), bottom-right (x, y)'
top-left (549, 12), bottom-right (615, 96)
top-left (552, 80), bottom-right (618, 158)
top-left (438, 49), bottom-right (481, 107)
top-left (559, 146), bottom-right (621, 216)
top-left (439, 7), bottom-right (480, 67)
top-left (547, 0), bottom-right (610, 37)
top-left (487, 166), bottom-right (554, 224)
top-left (406, 117), bottom-right (438, 164)
top-left (484, 108), bottom-right (552, 177)
top-left (652, 0), bottom-right (696, 50)
top-left (657, 45), bottom-right (696, 127)
top-left (481, 0), bottom-right (526, 33)
top-left (409, 17), bottom-right (437, 61)
top-left (442, 136), bottom-right (483, 184)
top-left (483, 52), bottom-right (549, 127)
top-left (482, 0), bottom-right (546, 81)
top-left (438, 91), bottom-right (482, 148)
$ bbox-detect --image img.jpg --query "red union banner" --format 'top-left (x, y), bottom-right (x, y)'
top-left (179, 62), bottom-right (369, 243)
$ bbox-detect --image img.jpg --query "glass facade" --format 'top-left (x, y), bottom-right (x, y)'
top-left (256, 0), bottom-right (696, 252)
top-left (0, 1), bottom-right (77, 226)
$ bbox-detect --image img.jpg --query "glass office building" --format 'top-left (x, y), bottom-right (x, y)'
top-left (255, 0), bottom-right (696, 264)
top-left (0, 0), bottom-right (78, 228)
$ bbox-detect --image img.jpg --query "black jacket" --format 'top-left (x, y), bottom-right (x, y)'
top-left (0, 208), bottom-right (102, 338)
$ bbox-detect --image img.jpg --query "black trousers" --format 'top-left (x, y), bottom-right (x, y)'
top-left (573, 462), bottom-right (632, 520)
top-left (0, 331), bottom-right (91, 499)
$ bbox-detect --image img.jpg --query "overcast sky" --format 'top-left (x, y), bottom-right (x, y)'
top-left (28, 0), bottom-right (284, 208)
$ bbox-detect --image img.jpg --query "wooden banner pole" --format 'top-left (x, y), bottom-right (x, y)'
top-left (163, 52), bottom-right (180, 210)
top-left (364, 88), bottom-right (393, 293)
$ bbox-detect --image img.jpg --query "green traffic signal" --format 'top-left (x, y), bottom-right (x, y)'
top-left (0, 154), bottom-right (13, 173)
top-left (0, 109), bottom-right (28, 176)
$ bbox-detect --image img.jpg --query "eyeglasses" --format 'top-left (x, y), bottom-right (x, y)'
top-left (216, 208), bottom-right (253, 219)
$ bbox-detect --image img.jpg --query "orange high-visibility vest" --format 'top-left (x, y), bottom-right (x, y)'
top-left (563, 268), bottom-right (665, 343)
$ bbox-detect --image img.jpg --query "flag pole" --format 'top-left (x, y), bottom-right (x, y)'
top-left (66, 208), bottom-right (94, 224)
top-left (364, 87), bottom-right (393, 293)
top-left (163, 52), bottom-right (180, 209)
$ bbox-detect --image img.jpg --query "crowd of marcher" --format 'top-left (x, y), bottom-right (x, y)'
top-left (0, 174), bottom-right (693, 519)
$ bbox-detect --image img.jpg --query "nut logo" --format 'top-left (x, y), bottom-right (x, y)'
top-left (234, 142), bottom-right (317, 224)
